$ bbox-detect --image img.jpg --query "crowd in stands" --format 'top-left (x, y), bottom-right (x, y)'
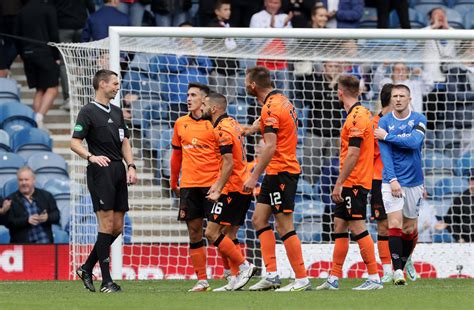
top-left (0, 0), bottom-right (473, 244)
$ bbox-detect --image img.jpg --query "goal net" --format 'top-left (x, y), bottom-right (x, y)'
top-left (56, 28), bottom-right (474, 280)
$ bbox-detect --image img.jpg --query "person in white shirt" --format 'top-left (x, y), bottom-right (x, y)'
top-left (249, 0), bottom-right (292, 96)
top-left (373, 62), bottom-right (434, 113)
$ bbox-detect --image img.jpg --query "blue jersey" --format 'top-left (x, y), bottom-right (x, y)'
top-left (378, 111), bottom-right (426, 187)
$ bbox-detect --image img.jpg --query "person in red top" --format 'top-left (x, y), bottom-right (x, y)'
top-left (170, 83), bottom-right (219, 292)
top-left (317, 75), bottom-right (382, 291)
top-left (201, 92), bottom-right (257, 291)
top-left (372, 83), bottom-right (394, 283)
top-left (243, 66), bottom-right (310, 292)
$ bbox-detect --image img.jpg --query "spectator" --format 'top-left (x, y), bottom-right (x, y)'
top-left (54, 0), bottom-right (95, 111)
top-left (417, 196), bottom-right (450, 243)
top-left (0, 0), bottom-right (22, 77)
top-left (117, 0), bottom-right (150, 26)
top-left (198, 0), bottom-right (217, 27)
top-left (82, 0), bottom-right (130, 42)
top-left (423, 7), bottom-right (457, 85)
top-left (321, 0), bottom-right (364, 29)
top-left (250, 0), bottom-right (292, 95)
top-left (284, 0), bottom-right (318, 28)
top-left (310, 2), bottom-right (328, 28)
top-left (295, 61), bottom-right (343, 183)
top-left (229, 0), bottom-right (262, 28)
top-left (444, 173), bottom-right (474, 243)
top-left (151, 0), bottom-right (192, 27)
top-left (16, 0), bottom-right (60, 129)
top-left (4, 166), bottom-right (60, 244)
top-left (207, 0), bottom-right (238, 103)
top-left (373, 62), bottom-right (433, 113)
top-left (376, 0), bottom-right (410, 29)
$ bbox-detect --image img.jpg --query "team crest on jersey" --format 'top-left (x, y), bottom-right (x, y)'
top-left (408, 120), bottom-right (415, 127)
top-left (192, 138), bottom-right (198, 145)
top-left (399, 125), bottom-right (407, 130)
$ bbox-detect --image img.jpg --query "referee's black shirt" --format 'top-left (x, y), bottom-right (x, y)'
top-left (72, 101), bottom-right (130, 161)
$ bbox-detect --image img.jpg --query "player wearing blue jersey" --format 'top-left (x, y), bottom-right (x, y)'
top-left (375, 84), bottom-right (426, 285)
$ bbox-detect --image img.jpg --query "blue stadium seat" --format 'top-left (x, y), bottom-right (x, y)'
top-left (359, 7), bottom-right (378, 28)
top-left (454, 4), bottom-right (474, 15)
top-left (464, 9), bottom-right (474, 28)
top-left (456, 150), bottom-right (474, 176)
top-left (52, 224), bottom-right (69, 243)
top-left (0, 225), bottom-right (10, 244)
top-left (42, 178), bottom-right (70, 199)
top-left (0, 78), bottom-right (20, 103)
top-left (35, 173), bottom-right (69, 188)
top-left (0, 101), bottom-right (37, 136)
top-left (390, 7), bottom-right (427, 28)
top-left (27, 151), bottom-right (68, 176)
top-left (228, 102), bottom-right (248, 125)
top-left (445, 7), bottom-right (465, 27)
top-left (3, 178), bottom-right (18, 197)
top-left (11, 128), bottom-right (52, 159)
top-left (414, 4), bottom-right (448, 18)
top-left (296, 178), bottom-right (317, 201)
top-left (434, 176), bottom-right (469, 198)
top-left (131, 99), bottom-right (169, 128)
top-left (56, 198), bottom-right (71, 230)
top-left (455, 0), bottom-right (474, 4)
top-left (412, 0), bottom-right (449, 6)
top-left (0, 129), bottom-right (11, 152)
top-left (423, 150), bottom-right (455, 175)
top-left (0, 152), bottom-right (25, 173)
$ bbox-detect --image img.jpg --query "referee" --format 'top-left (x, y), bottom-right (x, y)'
top-left (71, 69), bottom-right (137, 293)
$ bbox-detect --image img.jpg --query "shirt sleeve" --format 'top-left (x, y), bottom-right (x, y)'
top-left (72, 108), bottom-right (90, 140)
top-left (384, 115), bottom-right (427, 150)
top-left (261, 104), bottom-right (280, 134)
top-left (171, 120), bottom-right (181, 149)
top-left (347, 111), bottom-right (369, 139)
top-left (215, 127), bottom-right (233, 155)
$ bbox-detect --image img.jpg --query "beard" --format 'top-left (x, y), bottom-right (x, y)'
top-left (338, 99), bottom-right (344, 110)
top-left (201, 110), bottom-right (212, 121)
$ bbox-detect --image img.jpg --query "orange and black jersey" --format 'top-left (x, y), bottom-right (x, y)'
top-left (259, 90), bottom-right (301, 175)
top-left (213, 114), bottom-right (249, 195)
top-left (372, 112), bottom-right (383, 181)
top-left (171, 114), bottom-right (220, 188)
top-left (340, 103), bottom-right (374, 190)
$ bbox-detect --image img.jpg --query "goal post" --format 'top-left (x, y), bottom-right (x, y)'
top-left (56, 27), bottom-right (474, 280)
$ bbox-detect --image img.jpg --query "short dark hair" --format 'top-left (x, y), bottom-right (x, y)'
top-left (380, 83), bottom-right (393, 108)
top-left (338, 75), bottom-right (360, 98)
top-left (215, 0), bottom-right (231, 10)
top-left (92, 69), bottom-right (118, 91)
top-left (188, 82), bottom-right (210, 96)
top-left (246, 66), bottom-right (272, 88)
top-left (392, 84), bottom-right (411, 95)
top-left (207, 92), bottom-right (227, 109)
top-left (311, 3), bottom-right (325, 16)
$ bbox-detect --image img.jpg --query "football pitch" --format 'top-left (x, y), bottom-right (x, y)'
top-left (0, 279), bottom-right (472, 310)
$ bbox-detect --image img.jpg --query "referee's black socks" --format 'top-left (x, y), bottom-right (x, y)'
top-left (96, 232), bottom-right (113, 284)
top-left (83, 234), bottom-right (120, 273)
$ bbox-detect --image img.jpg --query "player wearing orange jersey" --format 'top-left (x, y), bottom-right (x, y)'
top-left (243, 66), bottom-right (310, 292)
top-left (170, 83), bottom-right (219, 292)
top-left (317, 75), bottom-right (382, 291)
top-left (201, 92), bottom-right (257, 291)
top-left (372, 83), bottom-right (394, 283)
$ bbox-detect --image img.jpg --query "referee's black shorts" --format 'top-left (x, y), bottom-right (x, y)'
top-left (87, 161), bottom-right (129, 212)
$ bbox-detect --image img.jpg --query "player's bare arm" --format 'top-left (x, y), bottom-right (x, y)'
top-left (243, 131), bottom-right (276, 193)
top-left (122, 137), bottom-right (137, 185)
top-left (206, 153), bottom-right (233, 202)
top-left (70, 137), bottom-right (111, 167)
top-left (332, 146), bottom-right (360, 204)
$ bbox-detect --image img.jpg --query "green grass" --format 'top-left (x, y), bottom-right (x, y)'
top-left (0, 279), bottom-right (472, 310)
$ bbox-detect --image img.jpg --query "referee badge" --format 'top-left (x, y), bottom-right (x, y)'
top-left (119, 128), bottom-right (125, 142)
